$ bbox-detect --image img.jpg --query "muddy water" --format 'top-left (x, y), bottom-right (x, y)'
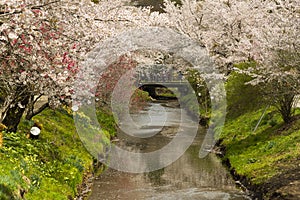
top-left (89, 102), bottom-right (251, 200)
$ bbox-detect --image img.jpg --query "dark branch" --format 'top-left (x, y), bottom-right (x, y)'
top-left (30, 0), bottom-right (60, 10)
top-left (26, 102), bottom-right (49, 120)
top-left (0, 1), bottom-right (60, 17)
top-left (94, 18), bottom-right (132, 22)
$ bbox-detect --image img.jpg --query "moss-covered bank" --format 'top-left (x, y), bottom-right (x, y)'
top-left (219, 107), bottom-right (300, 199)
top-left (0, 107), bottom-right (116, 200)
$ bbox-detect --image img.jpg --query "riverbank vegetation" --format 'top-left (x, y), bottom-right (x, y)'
top-left (0, 107), bottom-right (117, 200)
top-left (182, 69), bottom-right (211, 124)
top-left (176, 60), bottom-right (300, 199)
top-left (216, 61), bottom-right (300, 199)
top-left (220, 107), bottom-right (300, 199)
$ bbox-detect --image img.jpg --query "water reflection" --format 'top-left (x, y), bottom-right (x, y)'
top-left (146, 149), bottom-right (234, 189)
top-left (89, 102), bottom-right (250, 200)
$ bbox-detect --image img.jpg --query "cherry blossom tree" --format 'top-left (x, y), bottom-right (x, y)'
top-left (95, 54), bottom-right (138, 105)
top-left (157, 0), bottom-right (300, 122)
top-left (0, 0), bottom-right (151, 132)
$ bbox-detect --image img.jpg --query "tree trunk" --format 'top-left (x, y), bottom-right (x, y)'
top-left (277, 94), bottom-right (294, 124)
top-left (25, 102), bottom-right (49, 120)
top-left (2, 95), bottom-right (30, 133)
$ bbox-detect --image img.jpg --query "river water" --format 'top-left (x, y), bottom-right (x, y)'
top-left (88, 102), bottom-right (251, 200)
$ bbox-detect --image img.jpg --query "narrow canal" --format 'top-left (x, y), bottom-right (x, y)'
top-left (88, 102), bottom-right (251, 200)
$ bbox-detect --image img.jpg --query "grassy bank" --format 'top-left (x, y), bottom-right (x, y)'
top-left (0, 107), bottom-right (116, 200)
top-left (219, 107), bottom-right (300, 199)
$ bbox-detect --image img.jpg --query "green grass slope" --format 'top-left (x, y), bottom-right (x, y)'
top-left (220, 107), bottom-right (300, 198)
top-left (0, 107), bottom-right (115, 200)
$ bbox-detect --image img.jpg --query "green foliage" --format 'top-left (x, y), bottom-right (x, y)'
top-left (0, 183), bottom-right (16, 200)
top-left (74, 112), bottom-right (110, 158)
top-left (129, 89), bottom-right (151, 112)
top-left (226, 62), bottom-right (267, 119)
top-left (180, 93), bottom-right (200, 116)
top-left (96, 108), bottom-right (117, 137)
top-left (220, 107), bottom-right (300, 184)
top-left (129, 89), bottom-right (151, 113)
top-left (132, 89), bottom-right (151, 101)
top-left (181, 69), bottom-right (210, 121)
top-left (0, 108), bottom-right (95, 199)
top-left (155, 88), bottom-right (176, 98)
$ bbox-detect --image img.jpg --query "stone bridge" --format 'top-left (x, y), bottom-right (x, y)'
top-left (138, 81), bottom-right (190, 99)
top-left (135, 67), bottom-right (190, 99)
